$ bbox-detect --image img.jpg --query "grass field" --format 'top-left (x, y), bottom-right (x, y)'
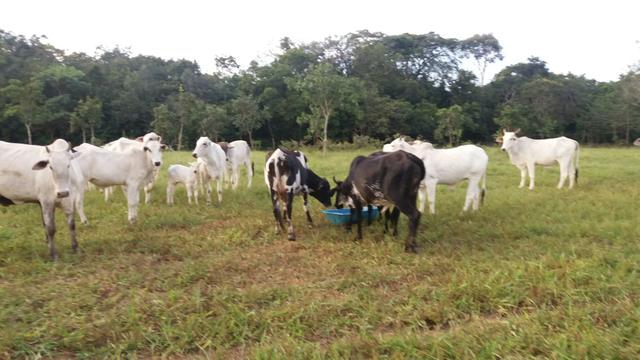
top-left (2, 146), bottom-right (640, 358)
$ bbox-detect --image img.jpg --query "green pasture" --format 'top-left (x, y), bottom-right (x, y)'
top-left (1, 147), bottom-right (640, 358)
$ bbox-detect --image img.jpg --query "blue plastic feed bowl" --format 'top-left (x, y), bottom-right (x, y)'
top-left (321, 207), bottom-right (380, 225)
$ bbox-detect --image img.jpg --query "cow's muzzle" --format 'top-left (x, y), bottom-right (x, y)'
top-left (154, 161), bottom-right (162, 167)
top-left (192, 153), bottom-right (197, 159)
top-left (57, 191), bottom-right (70, 198)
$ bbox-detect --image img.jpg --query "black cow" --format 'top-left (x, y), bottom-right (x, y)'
top-left (265, 148), bottom-right (333, 240)
top-left (333, 150), bottom-right (425, 253)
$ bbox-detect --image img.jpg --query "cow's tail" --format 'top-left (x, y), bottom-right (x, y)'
top-left (574, 142), bottom-right (580, 184)
top-left (480, 171), bottom-right (487, 206)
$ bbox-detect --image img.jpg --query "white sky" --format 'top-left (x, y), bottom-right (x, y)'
top-left (2, 0), bottom-right (639, 82)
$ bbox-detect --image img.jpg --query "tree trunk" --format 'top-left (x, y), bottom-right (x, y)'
top-left (82, 129), bottom-right (87, 144)
top-left (177, 121), bottom-right (184, 151)
top-left (25, 123), bottom-right (32, 145)
top-left (247, 131), bottom-right (253, 148)
top-left (90, 127), bottom-right (96, 144)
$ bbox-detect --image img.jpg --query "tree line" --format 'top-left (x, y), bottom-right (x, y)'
top-left (1, 29), bottom-right (639, 150)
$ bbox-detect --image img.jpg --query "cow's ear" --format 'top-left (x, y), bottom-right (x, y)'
top-left (160, 144), bottom-right (168, 150)
top-left (143, 146), bottom-right (150, 152)
top-left (32, 160), bottom-right (49, 170)
top-left (495, 136), bottom-right (503, 144)
top-left (514, 128), bottom-right (521, 134)
top-left (71, 151), bottom-right (82, 159)
top-left (332, 176), bottom-right (341, 186)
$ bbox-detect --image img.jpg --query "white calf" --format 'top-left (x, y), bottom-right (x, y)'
top-left (166, 164), bottom-right (199, 205)
top-left (192, 137), bottom-right (227, 204)
top-left (499, 129), bottom-right (579, 190)
top-left (226, 140), bottom-right (254, 189)
top-left (383, 138), bottom-right (488, 214)
top-left (72, 140), bottom-right (163, 224)
top-left (0, 139), bottom-right (81, 259)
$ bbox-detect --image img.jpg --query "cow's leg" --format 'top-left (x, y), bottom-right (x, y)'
top-left (270, 190), bottom-right (286, 234)
top-left (246, 161), bottom-right (253, 188)
top-left (216, 177), bottom-right (223, 203)
top-left (40, 201), bottom-right (58, 260)
top-left (517, 165), bottom-right (527, 188)
top-left (144, 182), bottom-right (153, 205)
top-left (286, 190), bottom-right (296, 241)
top-left (126, 184), bottom-right (140, 224)
top-left (426, 180), bottom-right (437, 215)
top-left (354, 203), bottom-right (363, 240)
top-left (463, 178), bottom-right (481, 212)
top-left (389, 207), bottom-right (400, 236)
top-left (557, 160), bottom-right (569, 189)
top-left (569, 160), bottom-right (577, 189)
top-left (62, 198), bottom-right (78, 253)
top-left (166, 182), bottom-right (174, 205)
top-left (193, 184), bottom-right (199, 205)
top-left (396, 200), bottom-right (420, 253)
top-left (186, 184), bottom-right (193, 205)
top-left (104, 186), bottom-right (111, 202)
top-left (303, 191), bottom-right (313, 227)
top-left (417, 181), bottom-right (427, 213)
top-left (75, 181), bottom-right (89, 225)
top-left (526, 163), bottom-right (536, 190)
top-left (367, 205), bottom-right (374, 225)
top-left (471, 177), bottom-right (482, 211)
top-left (205, 182), bottom-right (212, 205)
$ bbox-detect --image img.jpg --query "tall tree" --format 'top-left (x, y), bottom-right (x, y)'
top-left (1, 78), bottom-right (47, 144)
top-left (434, 104), bottom-right (473, 146)
top-left (230, 94), bottom-right (262, 147)
top-left (70, 96), bottom-right (103, 143)
top-left (462, 34), bottom-right (504, 86)
top-left (294, 63), bottom-right (362, 153)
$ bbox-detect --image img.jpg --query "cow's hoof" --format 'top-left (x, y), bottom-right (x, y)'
top-left (405, 244), bottom-right (419, 253)
top-left (288, 235), bottom-right (296, 241)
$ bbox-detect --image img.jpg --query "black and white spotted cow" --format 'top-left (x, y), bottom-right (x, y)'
top-left (265, 148), bottom-right (333, 241)
top-left (333, 150), bottom-right (425, 253)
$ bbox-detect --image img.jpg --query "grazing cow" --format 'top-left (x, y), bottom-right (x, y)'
top-left (192, 137), bottom-right (227, 204)
top-left (72, 140), bottom-right (164, 224)
top-left (166, 163), bottom-right (199, 205)
top-left (102, 132), bottom-right (166, 203)
top-left (264, 148), bottom-right (333, 241)
top-left (226, 140), bottom-right (254, 189)
top-left (498, 129), bottom-right (580, 190)
top-left (633, 138), bottom-right (640, 147)
top-left (383, 138), bottom-right (488, 214)
top-left (0, 139), bottom-right (81, 260)
top-left (334, 150), bottom-right (425, 253)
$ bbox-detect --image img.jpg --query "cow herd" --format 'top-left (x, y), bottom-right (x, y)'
top-left (0, 129), bottom-right (583, 259)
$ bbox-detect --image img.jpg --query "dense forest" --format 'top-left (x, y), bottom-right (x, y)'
top-left (1, 29), bottom-right (639, 150)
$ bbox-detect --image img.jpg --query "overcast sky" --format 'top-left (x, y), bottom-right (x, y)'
top-left (2, 0), bottom-right (639, 82)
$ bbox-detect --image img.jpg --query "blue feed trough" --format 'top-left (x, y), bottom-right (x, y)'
top-left (321, 207), bottom-right (380, 225)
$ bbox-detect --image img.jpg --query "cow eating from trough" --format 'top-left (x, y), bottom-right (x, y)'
top-left (0, 139), bottom-right (81, 260)
top-left (333, 150), bottom-right (425, 253)
top-left (498, 129), bottom-right (580, 190)
top-left (264, 148), bottom-right (333, 241)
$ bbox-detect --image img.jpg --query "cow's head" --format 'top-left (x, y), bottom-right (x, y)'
top-left (332, 177), bottom-right (353, 209)
top-left (32, 139), bottom-right (80, 199)
top-left (500, 129), bottom-right (520, 152)
top-left (142, 139), bottom-right (164, 167)
top-left (192, 137), bottom-right (214, 159)
top-left (309, 176), bottom-right (334, 207)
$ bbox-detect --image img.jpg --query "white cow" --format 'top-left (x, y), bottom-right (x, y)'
top-left (72, 139), bottom-right (164, 224)
top-left (102, 132), bottom-right (165, 203)
top-left (166, 163), bottom-right (199, 205)
top-left (0, 139), bottom-right (81, 260)
top-left (226, 140), bottom-right (254, 189)
top-left (499, 129), bottom-right (579, 190)
top-left (192, 137), bottom-right (227, 204)
top-left (383, 138), bottom-right (488, 214)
